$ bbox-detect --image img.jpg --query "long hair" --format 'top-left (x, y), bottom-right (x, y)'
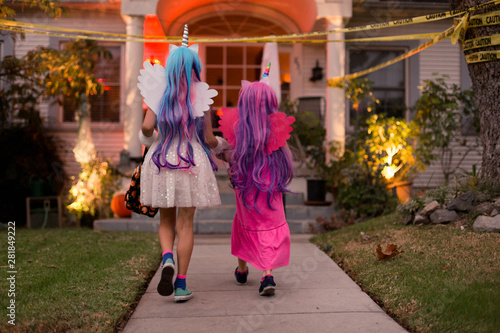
top-left (152, 47), bottom-right (217, 171)
top-left (230, 81), bottom-right (294, 210)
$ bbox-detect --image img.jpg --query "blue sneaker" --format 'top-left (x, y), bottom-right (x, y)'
top-left (259, 276), bottom-right (276, 296)
top-left (234, 267), bottom-right (249, 285)
top-left (174, 288), bottom-right (193, 302)
top-left (157, 258), bottom-right (175, 296)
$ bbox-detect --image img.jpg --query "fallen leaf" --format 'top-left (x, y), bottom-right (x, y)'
top-left (441, 266), bottom-right (451, 270)
top-left (376, 243), bottom-right (404, 260)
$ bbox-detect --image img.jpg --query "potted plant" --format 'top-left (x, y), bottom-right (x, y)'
top-left (363, 114), bottom-right (421, 202)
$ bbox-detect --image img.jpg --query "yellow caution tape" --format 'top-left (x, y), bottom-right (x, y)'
top-left (1, 0), bottom-right (499, 44)
top-left (0, 24), bottom-right (442, 44)
top-left (327, 24), bottom-right (457, 87)
top-left (0, 25), bottom-right (181, 43)
top-left (463, 33), bottom-right (500, 50)
top-left (0, 19), bottom-right (175, 40)
top-left (468, 10), bottom-right (500, 28)
top-left (450, 12), bottom-right (470, 44)
top-left (465, 50), bottom-right (500, 63)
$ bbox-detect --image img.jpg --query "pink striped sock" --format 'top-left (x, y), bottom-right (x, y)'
top-left (177, 274), bottom-right (187, 279)
top-left (162, 250), bottom-right (173, 256)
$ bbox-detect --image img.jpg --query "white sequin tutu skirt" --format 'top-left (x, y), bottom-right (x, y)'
top-left (140, 137), bottom-right (221, 208)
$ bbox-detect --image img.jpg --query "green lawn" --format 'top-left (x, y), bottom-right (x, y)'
top-left (312, 213), bottom-right (500, 333)
top-left (0, 227), bottom-right (160, 332)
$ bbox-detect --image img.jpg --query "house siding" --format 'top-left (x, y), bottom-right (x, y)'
top-left (302, 44), bottom-right (327, 97)
top-left (50, 130), bottom-right (125, 177)
top-left (413, 138), bottom-right (483, 189)
top-left (15, 34), bottom-right (51, 121)
top-left (13, 8), bottom-right (127, 178)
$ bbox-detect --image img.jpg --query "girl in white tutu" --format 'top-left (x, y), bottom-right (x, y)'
top-left (138, 25), bottom-right (222, 302)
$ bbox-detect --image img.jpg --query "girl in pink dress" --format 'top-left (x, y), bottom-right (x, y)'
top-left (218, 73), bottom-right (295, 296)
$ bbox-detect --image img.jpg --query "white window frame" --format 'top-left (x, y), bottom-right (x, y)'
top-left (203, 44), bottom-right (263, 108)
top-left (57, 41), bottom-right (125, 129)
top-left (202, 44), bottom-right (293, 108)
top-left (345, 46), bottom-right (410, 133)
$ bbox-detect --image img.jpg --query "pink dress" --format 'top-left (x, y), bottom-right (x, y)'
top-left (231, 184), bottom-right (291, 271)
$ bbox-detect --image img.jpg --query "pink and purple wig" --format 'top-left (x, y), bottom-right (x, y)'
top-left (230, 81), bottom-right (294, 210)
top-left (151, 47), bottom-right (217, 172)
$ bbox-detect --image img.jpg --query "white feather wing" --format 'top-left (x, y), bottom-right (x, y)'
top-left (137, 61), bottom-right (218, 117)
top-left (192, 82), bottom-right (218, 118)
top-left (137, 61), bottom-right (166, 115)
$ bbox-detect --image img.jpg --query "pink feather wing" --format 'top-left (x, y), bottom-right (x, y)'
top-left (218, 107), bottom-right (239, 147)
top-left (268, 112), bottom-right (295, 154)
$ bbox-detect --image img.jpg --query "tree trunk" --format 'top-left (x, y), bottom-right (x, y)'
top-left (73, 94), bottom-right (96, 164)
top-left (449, 0), bottom-right (500, 187)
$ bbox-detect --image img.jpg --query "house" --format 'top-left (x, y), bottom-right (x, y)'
top-left (1, 0), bottom-right (482, 196)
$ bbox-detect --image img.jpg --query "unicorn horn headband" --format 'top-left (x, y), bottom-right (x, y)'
top-left (182, 24), bottom-right (189, 47)
top-left (169, 24), bottom-right (198, 53)
top-left (262, 62), bottom-right (271, 78)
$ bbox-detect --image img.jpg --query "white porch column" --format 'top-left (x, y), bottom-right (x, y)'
top-left (325, 16), bottom-right (346, 150)
top-left (122, 15), bottom-right (145, 158)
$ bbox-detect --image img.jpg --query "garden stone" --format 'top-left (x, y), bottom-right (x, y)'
top-left (494, 198), bottom-right (500, 210)
top-left (491, 209), bottom-right (499, 217)
top-left (474, 192), bottom-right (489, 204)
top-left (423, 197), bottom-right (435, 206)
top-left (473, 202), bottom-right (495, 215)
top-left (472, 215), bottom-right (500, 232)
top-left (430, 209), bottom-right (459, 224)
top-left (413, 213), bottom-right (429, 225)
top-left (403, 214), bottom-right (414, 225)
top-left (447, 191), bottom-right (475, 212)
top-left (421, 201), bottom-right (440, 216)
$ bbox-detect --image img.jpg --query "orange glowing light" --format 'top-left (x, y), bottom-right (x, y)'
top-left (216, 109), bottom-right (223, 116)
top-left (104, 87), bottom-right (110, 91)
top-left (145, 58), bottom-right (162, 65)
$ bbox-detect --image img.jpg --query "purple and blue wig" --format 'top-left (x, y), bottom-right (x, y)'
top-left (230, 81), bottom-right (294, 210)
top-left (151, 46), bottom-right (217, 172)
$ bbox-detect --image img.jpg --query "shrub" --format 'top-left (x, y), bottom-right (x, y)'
top-left (67, 156), bottom-right (120, 223)
top-left (336, 163), bottom-right (398, 218)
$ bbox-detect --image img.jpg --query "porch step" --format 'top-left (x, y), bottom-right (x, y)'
top-left (94, 191), bottom-right (335, 234)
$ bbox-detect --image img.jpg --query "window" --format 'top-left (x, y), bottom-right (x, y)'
top-left (206, 45), bottom-right (262, 108)
top-left (205, 45), bottom-right (290, 108)
top-left (347, 48), bottom-right (407, 127)
top-left (62, 44), bottom-right (122, 123)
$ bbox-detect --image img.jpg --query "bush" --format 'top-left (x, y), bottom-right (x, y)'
top-left (67, 156), bottom-right (120, 224)
top-left (0, 110), bottom-right (65, 225)
top-left (336, 164), bottom-right (398, 218)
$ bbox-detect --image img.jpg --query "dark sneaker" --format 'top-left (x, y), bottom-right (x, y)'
top-left (234, 267), bottom-right (249, 285)
top-left (259, 276), bottom-right (276, 296)
top-left (174, 288), bottom-right (193, 302)
top-left (157, 258), bottom-right (175, 296)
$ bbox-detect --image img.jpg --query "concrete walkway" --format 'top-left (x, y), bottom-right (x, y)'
top-left (124, 235), bottom-right (406, 333)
